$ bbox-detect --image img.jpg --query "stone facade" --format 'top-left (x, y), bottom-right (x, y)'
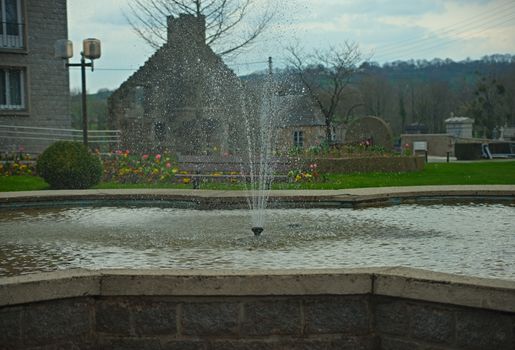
top-left (108, 14), bottom-right (241, 155)
top-left (0, 0), bottom-right (70, 154)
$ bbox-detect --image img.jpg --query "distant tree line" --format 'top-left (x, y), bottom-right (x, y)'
top-left (74, 55), bottom-right (515, 140)
top-left (70, 88), bottom-right (112, 130)
top-left (280, 53), bottom-right (515, 139)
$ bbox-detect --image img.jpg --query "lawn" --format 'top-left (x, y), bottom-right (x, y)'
top-left (1, 161), bottom-right (514, 192)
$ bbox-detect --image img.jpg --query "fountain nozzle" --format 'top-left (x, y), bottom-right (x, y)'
top-left (251, 227), bottom-right (264, 236)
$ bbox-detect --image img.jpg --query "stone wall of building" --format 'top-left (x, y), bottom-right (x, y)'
top-left (276, 125), bottom-right (325, 152)
top-left (0, 0), bottom-right (70, 154)
top-left (1, 269), bottom-right (514, 350)
top-left (108, 15), bottom-right (241, 155)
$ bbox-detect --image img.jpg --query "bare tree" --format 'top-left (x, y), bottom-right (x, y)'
top-left (287, 43), bottom-right (363, 144)
top-left (125, 0), bottom-right (274, 56)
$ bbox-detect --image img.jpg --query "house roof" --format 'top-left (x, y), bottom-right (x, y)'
top-left (280, 94), bottom-right (325, 127)
top-left (109, 15), bottom-right (237, 103)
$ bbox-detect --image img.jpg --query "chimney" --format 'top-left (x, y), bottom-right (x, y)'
top-left (167, 14), bottom-right (206, 45)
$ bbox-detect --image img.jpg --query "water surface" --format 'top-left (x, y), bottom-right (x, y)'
top-left (0, 203), bottom-right (513, 279)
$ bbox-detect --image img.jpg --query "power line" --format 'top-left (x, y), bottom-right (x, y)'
top-left (378, 14), bottom-right (515, 62)
top-left (376, 12), bottom-right (515, 62)
top-left (373, 0), bottom-right (515, 53)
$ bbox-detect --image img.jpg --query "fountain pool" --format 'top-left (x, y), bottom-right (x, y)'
top-left (1, 201), bottom-right (514, 279)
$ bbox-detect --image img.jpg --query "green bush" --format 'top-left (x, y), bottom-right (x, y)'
top-left (37, 141), bottom-right (102, 189)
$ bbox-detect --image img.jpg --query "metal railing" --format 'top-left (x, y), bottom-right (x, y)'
top-left (0, 21), bottom-right (24, 49)
top-left (0, 124), bottom-right (121, 153)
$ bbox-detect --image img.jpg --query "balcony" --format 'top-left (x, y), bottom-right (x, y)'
top-left (0, 21), bottom-right (24, 49)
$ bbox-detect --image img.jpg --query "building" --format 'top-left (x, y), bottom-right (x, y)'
top-left (274, 94), bottom-right (326, 151)
top-left (108, 14), bottom-right (241, 155)
top-left (0, 0), bottom-right (70, 153)
top-left (404, 122), bottom-right (428, 134)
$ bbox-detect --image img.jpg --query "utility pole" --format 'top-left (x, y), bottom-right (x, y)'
top-left (268, 56), bottom-right (273, 75)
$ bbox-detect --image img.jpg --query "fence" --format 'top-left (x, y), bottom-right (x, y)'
top-left (0, 124), bottom-right (121, 154)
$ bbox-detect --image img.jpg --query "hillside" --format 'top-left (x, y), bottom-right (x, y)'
top-left (74, 55), bottom-right (515, 137)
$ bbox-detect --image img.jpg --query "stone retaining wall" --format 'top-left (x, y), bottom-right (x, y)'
top-left (0, 268), bottom-right (514, 350)
top-left (306, 156), bottom-right (425, 173)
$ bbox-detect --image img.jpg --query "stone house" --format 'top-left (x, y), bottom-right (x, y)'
top-left (108, 14), bottom-right (241, 155)
top-left (275, 94), bottom-right (326, 151)
top-left (0, 0), bottom-right (70, 154)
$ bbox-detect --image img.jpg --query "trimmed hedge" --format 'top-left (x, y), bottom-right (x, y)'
top-left (37, 141), bottom-right (102, 189)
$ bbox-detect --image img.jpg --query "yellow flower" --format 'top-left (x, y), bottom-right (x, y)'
top-left (183, 177), bottom-right (191, 184)
top-left (172, 168), bottom-right (178, 174)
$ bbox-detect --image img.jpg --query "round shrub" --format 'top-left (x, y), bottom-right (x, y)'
top-left (37, 141), bottom-right (103, 189)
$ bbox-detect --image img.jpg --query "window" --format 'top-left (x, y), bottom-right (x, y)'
top-left (293, 130), bottom-right (304, 148)
top-left (1, 0), bottom-right (24, 48)
top-left (0, 67), bottom-right (26, 110)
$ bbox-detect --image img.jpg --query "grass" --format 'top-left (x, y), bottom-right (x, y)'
top-left (277, 161), bottom-right (515, 190)
top-left (0, 176), bottom-right (49, 192)
top-left (1, 161), bottom-right (514, 192)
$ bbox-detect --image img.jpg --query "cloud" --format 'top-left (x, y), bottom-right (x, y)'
top-left (67, 0), bottom-right (515, 89)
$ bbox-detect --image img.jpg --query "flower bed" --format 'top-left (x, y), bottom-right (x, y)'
top-left (0, 152), bottom-right (36, 176)
top-left (102, 150), bottom-right (180, 183)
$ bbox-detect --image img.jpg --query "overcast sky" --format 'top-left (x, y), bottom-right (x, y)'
top-left (68, 0), bottom-right (515, 92)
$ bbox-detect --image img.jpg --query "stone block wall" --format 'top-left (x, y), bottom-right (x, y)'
top-left (375, 296), bottom-right (515, 350)
top-left (0, 269), bottom-right (514, 350)
top-left (1, 294), bottom-right (514, 350)
top-left (0, 0), bottom-right (70, 154)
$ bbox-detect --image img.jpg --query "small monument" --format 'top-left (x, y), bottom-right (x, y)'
top-left (445, 116), bottom-right (473, 138)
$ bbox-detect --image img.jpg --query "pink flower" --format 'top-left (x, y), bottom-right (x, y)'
top-left (142, 154), bottom-right (149, 160)
top-left (165, 162), bottom-right (171, 168)
top-left (155, 154), bottom-right (161, 161)
top-left (125, 150), bottom-right (130, 155)
top-left (115, 150), bottom-right (123, 155)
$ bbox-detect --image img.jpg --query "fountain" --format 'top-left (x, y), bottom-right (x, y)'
top-left (240, 64), bottom-right (288, 236)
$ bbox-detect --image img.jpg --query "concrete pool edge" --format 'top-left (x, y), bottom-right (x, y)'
top-left (1, 185), bottom-right (515, 208)
top-left (1, 267), bottom-right (514, 312)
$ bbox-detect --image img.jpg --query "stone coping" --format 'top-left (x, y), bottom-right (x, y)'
top-left (1, 267), bottom-right (514, 313)
top-left (1, 185), bottom-right (514, 208)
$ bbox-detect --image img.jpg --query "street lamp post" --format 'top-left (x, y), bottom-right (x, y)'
top-left (55, 38), bottom-right (101, 147)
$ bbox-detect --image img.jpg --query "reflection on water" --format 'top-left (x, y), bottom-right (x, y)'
top-left (0, 204), bottom-right (514, 279)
